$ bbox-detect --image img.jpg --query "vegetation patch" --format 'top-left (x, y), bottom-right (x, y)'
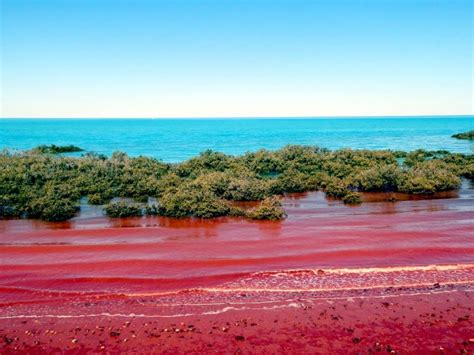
top-left (0, 145), bottom-right (472, 221)
top-left (104, 201), bottom-right (143, 218)
top-left (158, 185), bottom-right (231, 218)
top-left (247, 196), bottom-right (287, 220)
top-left (342, 191), bottom-right (362, 205)
top-left (32, 144), bottom-right (84, 154)
top-left (452, 131), bottom-right (474, 140)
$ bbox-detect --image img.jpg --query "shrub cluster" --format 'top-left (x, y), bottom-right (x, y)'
top-left (32, 144), bottom-right (84, 154)
top-left (0, 145), bottom-right (472, 221)
top-left (247, 196), bottom-right (287, 220)
top-left (342, 192), bottom-right (362, 205)
top-left (104, 201), bottom-right (143, 218)
top-left (452, 131), bottom-right (474, 140)
top-left (158, 185), bottom-right (231, 218)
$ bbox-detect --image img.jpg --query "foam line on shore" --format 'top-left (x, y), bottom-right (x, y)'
top-left (262, 263), bottom-right (474, 276)
top-left (1, 288), bottom-right (472, 320)
top-left (123, 280), bottom-right (474, 297)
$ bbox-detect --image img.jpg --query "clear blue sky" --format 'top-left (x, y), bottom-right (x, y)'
top-left (1, 0), bottom-right (472, 118)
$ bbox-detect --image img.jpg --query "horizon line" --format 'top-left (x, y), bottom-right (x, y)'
top-left (1, 114), bottom-right (473, 120)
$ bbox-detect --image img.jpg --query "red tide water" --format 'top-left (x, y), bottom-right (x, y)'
top-left (1, 184), bottom-right (473, 353)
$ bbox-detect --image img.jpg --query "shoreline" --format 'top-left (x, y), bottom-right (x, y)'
top-left (1, 271), bottom-right (473, 353)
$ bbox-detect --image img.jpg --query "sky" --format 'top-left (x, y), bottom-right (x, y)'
top-left (1, 0), bottom-right (472, 118)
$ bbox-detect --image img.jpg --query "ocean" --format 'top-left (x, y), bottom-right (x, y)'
top-left (0, 116), bottom-right (472, 162)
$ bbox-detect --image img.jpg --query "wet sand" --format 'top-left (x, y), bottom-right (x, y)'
top-left (0, 183), bottom-right (473, 353)
top-left (1, 283), bottom-right (473, 354)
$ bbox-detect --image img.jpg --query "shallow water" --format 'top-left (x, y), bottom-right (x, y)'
top-left (1, 183), bottom-right (472, 299)
top-left (1, 116), bottom-right (472, 161)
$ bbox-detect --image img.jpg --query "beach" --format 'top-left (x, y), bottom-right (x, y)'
top-left (1, 182), bottom-right (473, 353)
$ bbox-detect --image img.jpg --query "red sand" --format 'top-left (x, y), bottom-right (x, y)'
top-left (1, 185), bottom-right (473, 353)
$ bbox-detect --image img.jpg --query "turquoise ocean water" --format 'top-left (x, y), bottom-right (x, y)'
top-left (1, 116), bottom-right (472, 162)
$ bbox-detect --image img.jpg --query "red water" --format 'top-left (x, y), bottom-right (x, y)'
top-left (1, 184), bottom-right (473, 353)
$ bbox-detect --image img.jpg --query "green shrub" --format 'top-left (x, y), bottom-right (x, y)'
top-left (191, 172), bottom-right (232, 197)
top-left (104, 202), bottom-right (143, 218)
top-left (325, 179), bottom-right (349, 198)
top-left (145, 204), bottom-right (159, 216)
top-left (133, 195), bottom-right (149, 203)
top-left (270, 168), bottom-right (316, 194)
top-left (397, 175), bottom-right (436, 194)
top-left (398, 161), bottom-right (460, 194)
top-left (228, 206), bottom-right (247, 217)
top-left (33, 144), bottom-right (83, 154)
top-left (26, 195), bottom-right (78, 221)
top-left (40, 199), bottom-right (78, 221)
top-left (404, 149), bottom-right (452, 167)
top-left (242, 149), bottom-right (284, 175)
top-left (174, 150), bottom-right (233, 177)
top-left (247, 196), bottom-right (287, 220)
top-left (223, 177), bottom-right (270, 200)
top-left (155, 173), bottom-right (183, 196)
top-left (88, 193), bottom-right (110, 205)
top-left (352, 165), bottom-right (401, 192)
top-left (452, 130), bottom-right (474, 140)
top-left (342, 191), bottom-right (362, 204)
top-left (0, 205), bottom-right (21, 218)
top-left (158, 186), bottom-right (230, 218)
top-left (191, 172), bottom-right (270, 201)
top-left (460, 162), bottom-right (474, 179)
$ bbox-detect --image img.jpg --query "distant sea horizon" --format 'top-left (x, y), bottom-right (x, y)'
top-left (1, 115), bottom-right (472, 162)
top-left (1, 114), bottom-right (472, 119)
